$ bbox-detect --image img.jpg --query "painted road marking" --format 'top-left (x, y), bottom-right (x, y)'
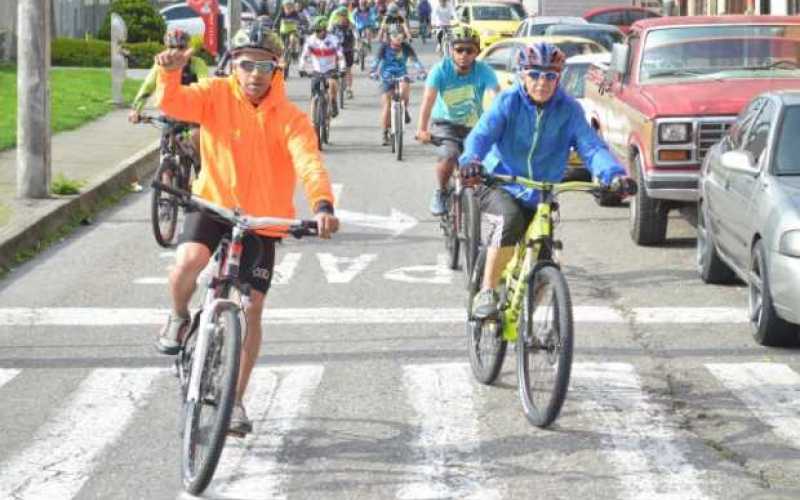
top-left (273, 252), bottom-right (302, 286)
top-left (0, 369), bottom-right (20, 388)
top-left (0, 307), bottom-right (752, 326)
top-left (573, 362), bottom-right (709, 500)
top-left (384, 254), bottom-right (455, 284)
top-left (399, 363), bottom-right (502, 500)
top-left (207, 365), bottom-right (324, 499)
top-left (706, 363), bottom-right (800, 448)
top-left (317, 253), bottom-right (378, 283)
top-left (0, 368), bottom-right (164, 499)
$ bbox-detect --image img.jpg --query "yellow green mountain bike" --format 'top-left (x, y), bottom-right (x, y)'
top-left (466, 173), bottom-right (635, 428)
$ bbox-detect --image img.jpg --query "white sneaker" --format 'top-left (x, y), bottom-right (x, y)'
top-left (229, 403), bottom-right (253, 436)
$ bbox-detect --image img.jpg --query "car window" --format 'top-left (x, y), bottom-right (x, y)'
top-left (627, 10), bottom-right (658, 23)
top-left (163, 6), bottom-right (196, 21)
top-left (729, 99), bottom-right (764, 149)
top-left (461, 7), bottom-right (470, 22)
top-left (514, 21), bottom-right (527, 37)
top-left (588, 11), bottom-right (625, 26)
top-left (557, 41), bottom-right (604, 58)
top-left (560, 63), bottom-right (589, 98)
top-left (472, 6), bottom-right (520, 21)
top-left (742, 100), bottom-right (776, 164)
top-left (775, 105), bottom-right (800, 175)
top-left (482, 45), bottom-right (514, 71)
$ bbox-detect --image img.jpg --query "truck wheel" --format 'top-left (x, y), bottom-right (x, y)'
top-left (696, 200), bottom-right (735, 284)
top-left (750, 240), bottom-right (798, 346)
top-left (629, 154), bottom-right (668, 245)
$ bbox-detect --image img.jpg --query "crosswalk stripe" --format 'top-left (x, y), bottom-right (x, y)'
top-left (0, 368), bottom-right (165, 500)
top-left (706, 362), bottom-right (800, 447)
top-left (0, 307), bottom-right (751, 326)
top-left (398, 363), bottom-right (502, 500)
top-left (0, 368), bottom-right (20, 388)
top-left (573, 362), bottom-right (709, 500)
top-left (207, 365), bottom-right (324, 499)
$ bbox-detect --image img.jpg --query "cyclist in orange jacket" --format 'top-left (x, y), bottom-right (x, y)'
top-left (154, 21), bottom-right (339, 435)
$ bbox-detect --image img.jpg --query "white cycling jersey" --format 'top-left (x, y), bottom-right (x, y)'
top-left (300, 33), bottom-right (345, 74)
top-left (431, 4), bottom-right (456, 28)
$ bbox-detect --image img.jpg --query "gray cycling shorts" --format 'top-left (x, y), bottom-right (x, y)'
top-left (477, 185), bottom-right (536, 248)
top-left (430, 120), bottom-right (470, 162)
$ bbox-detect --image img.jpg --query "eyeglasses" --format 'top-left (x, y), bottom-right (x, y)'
top-left (524, 69), bottom-right (560, 81)
top-left (237, 59), bottom-right (278, 74)
top-left (452, 46), bottom-right (477, 55)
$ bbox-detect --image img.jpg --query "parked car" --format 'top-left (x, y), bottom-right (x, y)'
top-left (582, 6), bottom-right (660, 35)
top-left (544, 22), bottom-right (624, 51)
top-left (583, 15), bottom-right (800, 245)
top-left (456, 2), bottom-right (524, 49)
top-left (160, 0), bottom-right (257, 39)
top-left (698, 90), bottom-right (800, 347)
top-left (457, 0), bottom-right (526, 18)
top-left (513, 16), bottom-right (587, 37)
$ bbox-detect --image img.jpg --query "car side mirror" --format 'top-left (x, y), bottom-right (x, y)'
top-left (721, 150), bottom-right (759, 176)
top-left (609, 43), bottom-right (629, 79)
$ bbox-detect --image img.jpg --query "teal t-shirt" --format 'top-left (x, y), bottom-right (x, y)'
top-left (426, 58), bottom-right (498, 128)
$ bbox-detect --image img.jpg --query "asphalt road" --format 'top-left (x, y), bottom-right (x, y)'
top-left (1, 44), bottom-right (799, 500)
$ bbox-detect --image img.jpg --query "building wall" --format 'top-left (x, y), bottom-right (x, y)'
top-left (0, 0), bottom-right (18, 61)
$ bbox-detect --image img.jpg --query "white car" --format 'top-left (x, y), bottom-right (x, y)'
top-left (560, 52), bottom-right (610, 122)
top-left (160, 0), bottom-right (257, 38)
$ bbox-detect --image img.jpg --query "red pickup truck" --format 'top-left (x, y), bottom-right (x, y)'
top-left (584, 16), bottom-right (800, 245)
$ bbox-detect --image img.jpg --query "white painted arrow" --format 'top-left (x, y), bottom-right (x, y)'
top-left (336, 208), bottom-right (418, 237)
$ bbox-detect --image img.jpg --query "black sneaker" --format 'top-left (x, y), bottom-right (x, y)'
top-left (382, 129), bottom-right (390, 146)
top-left (405, 109), bottom-right (412, 124)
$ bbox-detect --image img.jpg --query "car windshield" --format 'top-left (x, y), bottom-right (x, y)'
top-left (775, 105), bottom-right (800, 176)
top-left (473, 6), bottom-right (521, 21)
top-left (546, 26), bottom-right (624, 50)
top-left (640, 25), bottom-right (800, 83)
top-left (557, 41), bottom-right (605, 58)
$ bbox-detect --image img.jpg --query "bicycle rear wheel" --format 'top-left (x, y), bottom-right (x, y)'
top-left (517, 264), bottom-right (573, 428)
top-left (466, 249), bottom-right (507, 384)
top-left (181, 307), bottom-right (242, 495)
top-left (395, 102), bottom-right (403, 161)
top-left (151, 162), bottom-right (179, 248)
top-left (339, 76), bottom-right (345, 110)
top-left (360, 45), bottom-right (366, 71)
top-left (322, 97), bottom-right (330, 145)
top-left (460, 187), bottom-right (480, 285)
top-left (445, 185), bottom-right (460, 270)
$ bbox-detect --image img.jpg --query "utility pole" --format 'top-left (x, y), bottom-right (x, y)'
top-left (16, 0), bottom-right (51, 199)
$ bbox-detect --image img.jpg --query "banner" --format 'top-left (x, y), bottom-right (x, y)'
top-left (187, 0), bottom-right (221, 56)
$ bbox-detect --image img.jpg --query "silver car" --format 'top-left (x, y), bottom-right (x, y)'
top-left (698, 90), bottom-right (800, 347)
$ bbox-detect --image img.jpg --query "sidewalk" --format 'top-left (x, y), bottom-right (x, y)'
top-left (0, 107), bottom-right (161, 271)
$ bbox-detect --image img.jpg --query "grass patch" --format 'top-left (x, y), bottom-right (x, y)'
top-left (0, 66), bottom-right (141, 151)
top-left (51, 173), bottom-right (87, 195)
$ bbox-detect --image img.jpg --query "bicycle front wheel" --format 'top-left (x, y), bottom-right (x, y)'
top-left (517, 264), bottom-right (573, 428)
top-left (395, 102), bottom-right (403, 161)
top-left (181, 307), bottom-right (242, 495)
top-left (151, 162), bottom-right (179, 248)
top-left (466, 249), bottom-right (507, 384)
top-left (312, 95), bottom-right (323, 150)
top-left (460, 187), bottom-right (480, 286)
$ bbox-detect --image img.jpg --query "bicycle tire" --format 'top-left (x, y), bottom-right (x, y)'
top-left (360, 45), bottom-right (366, 71)
top-left (150, 162), bottom-right (179, 248)
top-left (466, 249), bottom-right (507, 384)
top-left (390, 102), bottom-right (397, 154)
top-left (461, 187), bottom-right (480, 287)
top-left (517, 264), bottom-right (573, 428)
top-left (322, 96), bottom-right (330, 145)
top-left (395, 102), bottom-right (403, 161)
top-left (181, 307), bottom-right (242, 495)
top-left (312, 95), bottom-right (323, 151)
top-left (445, 186), bottom-right (460, 270)
top-left (339, 76), bottom-right (345, 110)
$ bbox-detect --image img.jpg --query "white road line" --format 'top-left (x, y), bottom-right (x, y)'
top-left (398, 363), bottom-right (502, 500)
top-left (0, 368), bottom-right (164, 500)
top-left (332, 183), bottom-right (343, 208)
top-left (706, 363), bottom-right (800, 447)
top-left (384, 254), bottom-right (455, 284)
top-left (573, 363), bottom-right (709, 500)
top-left (273, 252), bottom-right (302, 285)
top-left (134, 277), bottom-right (168, 285)
top-left (634, 307), bottom-right (746, 323)
top-left (208, 365), bottom-right (324, 499)
top-left (317, 253), bottom-right (377, 283)
top-left (0, 307), bottom-right (752, 326)
top-left (0, 368), bottom-right (20, 388)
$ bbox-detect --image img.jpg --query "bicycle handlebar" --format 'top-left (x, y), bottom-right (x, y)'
top-left (150, 180), bottom-right (319, 238)
top-left (478, 171), bottom-right (637, 197)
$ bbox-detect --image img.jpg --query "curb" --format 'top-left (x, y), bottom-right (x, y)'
top-left (0, 140), bottom-right (160, 271)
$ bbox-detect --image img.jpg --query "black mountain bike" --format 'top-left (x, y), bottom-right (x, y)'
top-left (142, 115), bottom-right (200, 248)
top-left (308, 71), bottom-right (335, 150)
top-left (152, 180), bottom-right (319, 495)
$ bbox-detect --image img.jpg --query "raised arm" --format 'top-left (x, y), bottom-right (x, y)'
top-left (155, 48), bottom-right (212, 124)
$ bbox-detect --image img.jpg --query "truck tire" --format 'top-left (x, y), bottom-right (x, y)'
top-left (630, 154), bottom-right (668, 246)
top-left (696, 200), bottom-right (735, 284)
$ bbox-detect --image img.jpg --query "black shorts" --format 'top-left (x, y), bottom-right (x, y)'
top-left (344, 50), bottom-right (354, 67)
top-left (179, 211), bottom-right (278, 294)
top-left (476, 185), bottom-right (536, 248)
top-left (311, 71), bottom-right (337, 96)
top-left (430, 120), bottom-right (469, 162)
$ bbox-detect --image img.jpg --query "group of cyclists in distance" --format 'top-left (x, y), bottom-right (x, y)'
top-left (133, 0), bottom-right (636, 436)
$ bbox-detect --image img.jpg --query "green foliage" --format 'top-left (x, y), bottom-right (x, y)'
top-left (51, 174), bottom-right (87, 196)
top-left (98, 0), bottom-right (166, 43)
top-left (52, 38), bottom-right (110, 67)
top-left (123, 41), bottom-right (164, 68)
top-left (189, 35), bottom-right (216, 66)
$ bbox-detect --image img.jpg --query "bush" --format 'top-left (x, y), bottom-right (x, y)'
top-left (52, 38), bottom-right (110, 67)
top-left (124, 41), bottom-right (163, 68)
top-left (189, 35), bottom-right (216, 66)
top-left (98, 0), bottom-right (166, 44)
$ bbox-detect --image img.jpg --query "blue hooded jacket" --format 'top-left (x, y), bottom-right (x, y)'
top-left (459, 82), bottom-right (625, 208)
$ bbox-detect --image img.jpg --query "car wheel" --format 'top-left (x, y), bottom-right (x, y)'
top-left (696, 200), bottom-right (735, 284)
top-left (629, 154), bottom-right (668, 245)
top-left (749, 240), bottom-right (798, 346)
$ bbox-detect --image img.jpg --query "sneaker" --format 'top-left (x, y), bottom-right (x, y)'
top-left (382, 129), bottom-right (390, 146)
top-left (331, 100), bottom-right (339, 118)
top-left (472, 289), bottom-right (499, 319)
top-left (156, 313), bottom-right (190, 355)
top-left (229, 402), bottom-right (253, 436)
top-left (429, 189), bottom-right (447, 216)
top-left (405, 109), bottom-right (412, 124)
top-left (346, 89), bottom-right (354, 99)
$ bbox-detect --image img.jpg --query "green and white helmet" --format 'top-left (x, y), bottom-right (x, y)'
top-left (230, 21), bottom-right (283, 56)
top-left (451, 25), bottom-right (480, 48)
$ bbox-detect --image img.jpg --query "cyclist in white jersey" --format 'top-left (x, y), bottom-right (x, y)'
top-left (300, 16), bottom-right (346, 117)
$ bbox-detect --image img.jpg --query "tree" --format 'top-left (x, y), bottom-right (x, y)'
top-left (97, 0), bottom-right (166, 43)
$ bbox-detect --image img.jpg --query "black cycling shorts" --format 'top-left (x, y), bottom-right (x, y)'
top-left (476, 185), bottom-right (536, 248)
top-left (430, 120), bottom-right (470, 162)
top-left (179, 210), bottom-right (278, 294)
top-left (344, 50), bottom-right (354, 68)
top-left (311, 71), bottom-right (337, 96)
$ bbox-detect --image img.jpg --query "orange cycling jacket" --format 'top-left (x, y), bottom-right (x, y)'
top-left (156, 67), bottom-right (334, 237)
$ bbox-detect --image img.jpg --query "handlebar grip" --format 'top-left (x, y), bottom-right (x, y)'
top-left (289, 220), bottom-right (319, 238)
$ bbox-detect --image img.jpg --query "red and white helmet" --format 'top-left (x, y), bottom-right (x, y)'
top-left (516, 42), bottom-right (566, 72)
top-left (164, 28), bottom-right (190, 49)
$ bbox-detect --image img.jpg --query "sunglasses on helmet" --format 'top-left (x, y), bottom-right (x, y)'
top-left (237, 59), bottom-right (278, 74)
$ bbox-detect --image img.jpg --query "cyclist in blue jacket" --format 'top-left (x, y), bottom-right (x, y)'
top-left (459, 42), bottom-right (634, 318)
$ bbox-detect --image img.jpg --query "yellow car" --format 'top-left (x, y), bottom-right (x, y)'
top-left (455, 2), bottom-right (523, 50)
